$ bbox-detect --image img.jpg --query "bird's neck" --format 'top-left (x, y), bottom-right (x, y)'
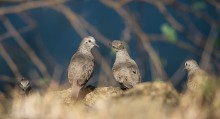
top-left (115, 50), bottom-right (131, 63)
top-left (188, 66), bottom-right (200, 76)
top-left (78, 46), bottom-right (93, 56)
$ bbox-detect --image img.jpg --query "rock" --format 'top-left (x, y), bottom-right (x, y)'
top-left (99, 81), bottom-right (179, 107)
top-left (49, 81), bottom-right (179, 113)
top-left (82, 87), bottom-right (123, 107)
top-left (119, 81), bottom-right (179, 105)
top-left (90, 81), bottom-right (179, 119)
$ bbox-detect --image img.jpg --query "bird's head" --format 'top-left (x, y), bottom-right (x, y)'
top-left (81, 36), bottom-right (99, 50)
top-left (111, 40), bottom-right (125, 52)
top-left (184, 59), bottom-right (199, 71)
top-left (19, 77), bottom-right (30, 91)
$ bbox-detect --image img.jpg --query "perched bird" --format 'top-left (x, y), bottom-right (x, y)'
top-left (68, 36), bottom-right (98, 99)
top-left (111, 40), bottom-right (141, 90)
top-left (19, 77), bottom-right (32, 96)
top-left (184, 59), bottom-right (208, 93)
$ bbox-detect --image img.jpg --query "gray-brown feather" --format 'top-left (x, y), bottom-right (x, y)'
top-left (112, 61), bottom-right (141, 89)
top-left (68, 52), bottom-right (94, 87)
top-left (187, 68), bottom-right (208, 92)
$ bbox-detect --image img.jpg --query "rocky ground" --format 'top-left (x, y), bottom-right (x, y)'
top-left (0, 80), bottom-right (219, 119)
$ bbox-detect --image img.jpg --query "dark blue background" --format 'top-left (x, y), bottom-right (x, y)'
top-left (0, 0), bottom-right (219, 92)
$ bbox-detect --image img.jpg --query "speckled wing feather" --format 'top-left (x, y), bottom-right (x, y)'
top-left (68, 52), bottom-right (94, 86)
top-left (187, 69), bottom-right (208, 91)
top-left (127, 61), bottom-right (141, 84)
top-left (112, 60), bottom-right (141, 88)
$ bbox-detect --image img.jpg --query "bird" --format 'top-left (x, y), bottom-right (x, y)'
top-left (19, 77), bottom-right (32, 96)
top-left (68, 36), bottom-right (98, 99)
top-left (184, 59), bottom-right (209, 93)
top-left (111, 40), bottom-right (141, 90)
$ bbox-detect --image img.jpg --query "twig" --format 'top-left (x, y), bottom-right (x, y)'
top-left (170, 1), bottom-right (220, 27)
top-left (0, 26), bottom-right (33, 42)
top-left (149, 34), bottom-right (202, 56)
top-left (52, 4), bottom-right (115, 85)
top-left (0, 0), bottom-right (26, 2)
top-left (0, 75), bottom-right (16, 83)
top-left (0, 0), bottom-right (68, 15)
top-left (78, 16), bottom-right (112, 47)
top-left (101, 0), bottom-right (168, 80)
top-left (52, 5), bottom-right (88, 37)
top-left (206, 0), bottom-right (220, 10)
top-left (1, 16), bottom-right (51, 79)
top-left (52, 5), bottom-right (111, 47)
top-left (200, 26), bottom-right (218, 73)
top-left (0, 43), bottom-right (22, 80)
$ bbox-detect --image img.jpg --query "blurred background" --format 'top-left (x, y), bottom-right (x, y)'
top-left (0, 0), bottom-right (219, 93)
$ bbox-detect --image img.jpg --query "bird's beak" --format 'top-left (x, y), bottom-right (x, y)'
top-left (93, 42), bottom-right (99, 48)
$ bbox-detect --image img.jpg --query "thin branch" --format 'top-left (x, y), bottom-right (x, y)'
top-left (154, 1), bottom-right (184, 32)
top-left (200, 26), bottom-right (218, 73)
top-left (0, 75), bottom-right (16, 83)
top-left (1, 16), bottom-right (51, 79)
top-left (52, 5), bottom-right (111, 47)
top-left (170, 1), bottom-right (220, 27)
top-left (206, 0), bottom-right (220, 10)
top-left (0, 26), bottom-right (33, 42)
top-left (52, 5), bottom-right (88, 37)
top-left (149, 34), bottom-right (202, 56)
top-left (0, 43), bottom-right (22, 80)
top-left (140, 0), bottom-right (205, 48)
top-left (0, 0), bottom-right (26, 2)
top-left (52, 5), bottom-right (115, 85)
top-left (101, 0), bottom-right (168, 80)
top-left (0, 0), bottom-right (68, 15)
top-left (78, 17), bottom-right (112, 47)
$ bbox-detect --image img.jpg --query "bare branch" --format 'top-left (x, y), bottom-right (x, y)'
top-left (0, 26), bottom-right (33, 42)
top-left (101, 0), bottom-right (168, 80)
top-left (51, 5), bottom-right (115, 85)
top-left (52, 5), bottom-right (88, 37)
top-left (0, 0), bottom-right (26, 2)
top-left (52, 5), bottom-right (111, 47)
top-left (200, 27), bottom-right (218, 73)
top-left (0, 43), bottom-right (22, 80)
top-left (1, 16), bottom-right (51, 79)
top-left (0, 0), bottom-right (68, 16)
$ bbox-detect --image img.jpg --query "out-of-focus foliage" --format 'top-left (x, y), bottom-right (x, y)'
top-left (161, 24), bottom-right (177, 43)
top-left (191, 1), bottom-right (207, 11)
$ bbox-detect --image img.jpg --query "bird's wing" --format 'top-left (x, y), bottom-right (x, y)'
top-left (68, 53), bottom-right (94, 85)
top-left (112, 64), bottom-right (123, 83)
top-left (187, 69), bottom-right (208, 91)
top-left (77, 58), bottom-right (94, 86)
top-left (127, 61), bottom-right (141, 85)
top-left (112, 61), bottom-right (141, 88)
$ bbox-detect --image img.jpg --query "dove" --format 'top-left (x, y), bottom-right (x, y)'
top-left (184, 59), bottom-right (209, 93)
top-left (19, 77), bottom-right (32, 96)
top-left (68, 36), bottom-right (98, 99)
top-left (111, 40), bottom-right (141, 90)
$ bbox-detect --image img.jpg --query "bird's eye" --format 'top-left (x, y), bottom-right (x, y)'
top-left (89, 40), bottom-right (91, 42)
top-left (185, 63), bottom-right (188, 66)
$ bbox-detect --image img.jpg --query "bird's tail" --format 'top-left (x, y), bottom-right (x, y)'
top-left (71, 82), bottom-right (82, 100)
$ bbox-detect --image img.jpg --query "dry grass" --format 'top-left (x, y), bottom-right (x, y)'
top-left (0, 78), bottom-right (219, 119)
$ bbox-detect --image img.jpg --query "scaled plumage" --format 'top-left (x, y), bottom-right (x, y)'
top-left (111, 40), bottom-right (141, 89)
top-left (68, 36), bottom-right (98, 99)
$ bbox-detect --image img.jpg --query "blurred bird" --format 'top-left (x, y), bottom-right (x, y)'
top-left (111, 40), bottom-right (141, 90)
top-left (19, 77), bottom-right (32, 96)
top-left (68, 36), bottom-right (98, 99)
top-left (184, 59), bottom-right (209, 93)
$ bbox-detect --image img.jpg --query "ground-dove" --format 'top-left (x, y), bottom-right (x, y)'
top-left (68, 36), bottom-right (98, 99)
top-left (111, 40), bottom-right (141, 90)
